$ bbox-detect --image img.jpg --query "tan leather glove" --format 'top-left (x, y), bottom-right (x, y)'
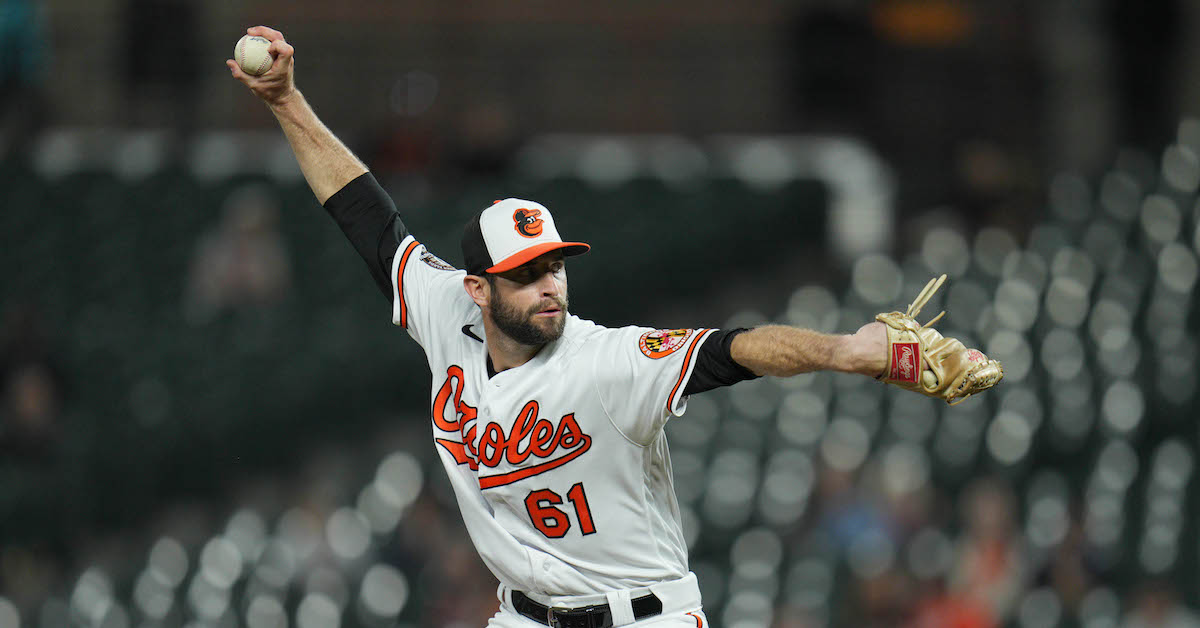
top-left (876, 275), bottom-right (1004, 405)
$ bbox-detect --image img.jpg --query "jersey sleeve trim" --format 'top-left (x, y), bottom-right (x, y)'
top-left (666, 328), bottom-right (715, 415)
top-left (390, 236), bottom-right (421, 328)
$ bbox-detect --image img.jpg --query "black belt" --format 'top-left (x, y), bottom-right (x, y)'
top-left (511, 589), bottom-right (663, 628)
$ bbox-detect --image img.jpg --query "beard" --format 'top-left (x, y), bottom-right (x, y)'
top-left (490, 290), bottom-right (568, 347)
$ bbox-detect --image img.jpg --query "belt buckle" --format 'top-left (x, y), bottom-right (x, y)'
top-left (548, 603), bottom-right (610, 628)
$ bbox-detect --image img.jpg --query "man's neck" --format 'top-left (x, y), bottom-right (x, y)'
top-left (481, 318), bottom-right (547, 373)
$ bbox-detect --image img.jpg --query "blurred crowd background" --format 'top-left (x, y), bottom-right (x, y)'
top-left (3, 0), bottom-right (1200, 627)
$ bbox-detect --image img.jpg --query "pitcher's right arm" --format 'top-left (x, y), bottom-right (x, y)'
top-left (227, 25), bottom-right (405, 296)
top-left (227, 26), bottom-right (365, 203)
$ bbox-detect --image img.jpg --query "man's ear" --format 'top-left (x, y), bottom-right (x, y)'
top-left (464, 274), bottom-right (489, 307)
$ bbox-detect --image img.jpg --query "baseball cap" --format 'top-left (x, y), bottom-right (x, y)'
top-left (461, 198), bottom-right (590, 275)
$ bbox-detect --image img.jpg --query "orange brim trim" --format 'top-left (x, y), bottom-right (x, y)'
top-left (486, 242), bottom-right (590, 273)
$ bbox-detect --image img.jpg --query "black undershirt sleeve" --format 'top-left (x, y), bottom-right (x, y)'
top-left (683, 328), bottom-right (761, 396)
top-left (321, 173), bottom-right (411, 298)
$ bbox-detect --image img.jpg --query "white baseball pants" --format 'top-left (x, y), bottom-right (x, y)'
top-left (487, 573), bottom-right (708, 627)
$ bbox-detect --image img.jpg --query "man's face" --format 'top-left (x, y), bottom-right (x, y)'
top-left (487, 252), bottom-right (568, 346)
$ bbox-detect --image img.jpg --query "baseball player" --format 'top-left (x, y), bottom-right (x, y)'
top-left (227, 26), bottom-right (1003, 628)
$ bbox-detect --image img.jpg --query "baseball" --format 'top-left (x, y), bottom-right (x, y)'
top-left (234, 35), bottom-right (274, 76)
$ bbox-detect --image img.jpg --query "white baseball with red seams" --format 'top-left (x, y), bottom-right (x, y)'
top-left (389, 234), bottom-right (711, 626)
top-left (234, 35), bottom-right (274, 76)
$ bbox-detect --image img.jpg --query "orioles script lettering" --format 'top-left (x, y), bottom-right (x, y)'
top-left (432, 365), bottom-right (592, 489)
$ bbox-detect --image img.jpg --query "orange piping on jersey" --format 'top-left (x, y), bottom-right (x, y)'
top-left (686, 612), bottom-right (703, 627)
top-left (395, 240), bottom-right (421, 328)
top-left (665, 329), bottom-right (714, 414)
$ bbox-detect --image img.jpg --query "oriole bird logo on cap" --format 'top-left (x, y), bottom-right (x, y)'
top-left (512, 208), bottom-right (544, 238)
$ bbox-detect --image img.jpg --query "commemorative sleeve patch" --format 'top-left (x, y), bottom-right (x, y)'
top-left (638, 328), bottom-right (694, 359)
top-left (420, 251), bottom-right (456, 271)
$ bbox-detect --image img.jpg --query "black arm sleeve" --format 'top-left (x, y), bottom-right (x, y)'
top-left (683, 328), bottom-right (761, 396)
top-left (321, 172), bottom-right (410, 298)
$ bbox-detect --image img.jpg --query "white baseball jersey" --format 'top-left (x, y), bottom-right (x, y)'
top-left (389, 234), bottom-right (716, 597)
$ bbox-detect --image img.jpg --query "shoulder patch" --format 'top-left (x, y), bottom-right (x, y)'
top-left (638, 328), bottom-right (694, 359)
top-left (420, 251), bottom-right (456, 271)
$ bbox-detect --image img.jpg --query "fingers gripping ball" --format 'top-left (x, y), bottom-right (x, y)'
top-left (235, 35), bottom-right (274, 76)
top-left (876, 275), bottom-right (1005, 404)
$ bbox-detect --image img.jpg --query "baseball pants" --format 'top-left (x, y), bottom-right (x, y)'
top-left (489, 573), bottom-right (708, 627)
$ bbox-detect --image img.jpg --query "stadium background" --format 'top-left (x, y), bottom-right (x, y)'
top-left (3, 1), bottom-right (1200, 627)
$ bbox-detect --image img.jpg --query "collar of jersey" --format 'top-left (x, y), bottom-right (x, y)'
top-left (480, 315), bottom-right (580, 384)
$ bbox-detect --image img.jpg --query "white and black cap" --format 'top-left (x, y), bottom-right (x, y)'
top-left (461, 198), bottom-right (590, 275)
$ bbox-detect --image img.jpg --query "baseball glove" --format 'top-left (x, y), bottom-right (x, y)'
top-left (876, 274), bottom-right (1004, 405)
